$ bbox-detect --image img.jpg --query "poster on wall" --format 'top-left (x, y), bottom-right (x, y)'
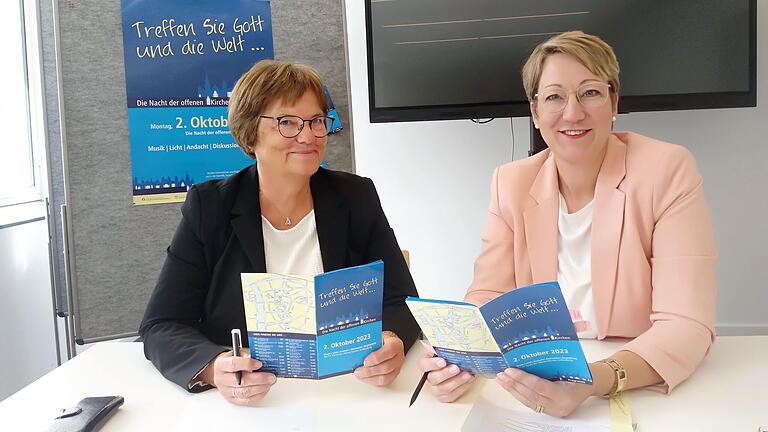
top-left (121, 0), bottom-right (273, 205)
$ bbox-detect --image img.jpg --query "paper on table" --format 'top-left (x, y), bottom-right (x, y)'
top-left (462, 401), bottom-right (609, 432)
top-left (610, 393), bottom-right (635, 432)
top-left (462, 380), bottom-right (635, 432)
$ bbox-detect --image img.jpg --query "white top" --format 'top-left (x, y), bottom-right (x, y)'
top-left (556, 194), bottom-right (598, 339)
top-left (188, 210), bottom-right (324, 389)
top-left (261, 210), bottom-right (324, 277)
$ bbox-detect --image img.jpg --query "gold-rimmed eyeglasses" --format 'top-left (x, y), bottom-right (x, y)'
top-left (534, 82), bottom-right (612, 114)
top-left (259, 115), bottom-right (333, 138)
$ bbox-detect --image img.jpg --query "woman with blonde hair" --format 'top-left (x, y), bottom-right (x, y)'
top-left (419, 31), bottom-right (717, 417)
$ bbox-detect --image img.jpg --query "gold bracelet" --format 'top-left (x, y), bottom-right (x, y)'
top-left (599, 359), bottom-right (627, 397)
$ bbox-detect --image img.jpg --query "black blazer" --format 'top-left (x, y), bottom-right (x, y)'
top-left (139, 165), bottom-right (420, 391)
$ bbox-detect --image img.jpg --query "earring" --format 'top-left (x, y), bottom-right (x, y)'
top-left (534, 123), bottom-right (539, 129)
top-left (612, 115), bottom-right (617, 122)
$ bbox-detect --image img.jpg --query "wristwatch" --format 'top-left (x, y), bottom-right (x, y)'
top-left (600, 359), bottom-right (627, 397)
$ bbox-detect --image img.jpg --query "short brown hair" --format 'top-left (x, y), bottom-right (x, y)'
top-left (521, 31), bottom-right (620, 102)
top-left (228, 60), bottom-right (329, 158)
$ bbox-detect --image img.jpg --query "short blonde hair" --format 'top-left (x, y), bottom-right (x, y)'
top-left (228, 60), bottom-right (329, 158)
top-left (521, 31), bottom-right (620, 102)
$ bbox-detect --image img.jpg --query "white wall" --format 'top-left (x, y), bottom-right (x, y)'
top-left (346, 0), bottom-right (518, 301)
top-left (345, 1), bottom-right (768, 334)
top-left (0, 216), bottom-right (59, 401)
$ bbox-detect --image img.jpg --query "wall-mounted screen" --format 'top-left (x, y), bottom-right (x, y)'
top-left (366, 0), bottom-right (757, 123)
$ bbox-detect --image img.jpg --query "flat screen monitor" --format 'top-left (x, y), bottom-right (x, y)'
top-left (365, 0), bottom-right (757, 123)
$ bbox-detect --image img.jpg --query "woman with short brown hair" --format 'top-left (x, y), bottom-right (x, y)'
top-left (140, 60), bottom-right (420, 406)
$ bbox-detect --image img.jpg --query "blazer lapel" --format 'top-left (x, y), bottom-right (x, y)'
top-left (311, 169), bottom-right (349, 272)
top-left (524, 152), bottom-right (559, 283)
top-left (231, 165), bottom-right (267, 272)
top-left (591, 135), bottom-right (627, 337)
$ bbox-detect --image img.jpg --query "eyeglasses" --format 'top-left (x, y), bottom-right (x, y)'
top-left (259, 115), bottom-right (333, 138)
top-left (534, 82), bottom-right (612, 114)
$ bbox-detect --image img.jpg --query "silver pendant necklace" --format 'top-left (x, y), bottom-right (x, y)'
top-left (259, 189), bottom-right (301, 227)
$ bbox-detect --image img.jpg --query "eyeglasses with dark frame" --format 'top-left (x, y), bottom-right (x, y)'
top-left (258, 115), bottom-right (334, 138)
top-left (534, 82), bottom-right (612, 114)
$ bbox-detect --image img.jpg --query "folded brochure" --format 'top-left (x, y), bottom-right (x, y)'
top-left (406, 281), bottom-right (592, 383)
top-left (241, 260), bottom-right (383, 379)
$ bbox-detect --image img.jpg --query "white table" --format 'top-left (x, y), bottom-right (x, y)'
top-left (1, 337), bottom-right (766, 431)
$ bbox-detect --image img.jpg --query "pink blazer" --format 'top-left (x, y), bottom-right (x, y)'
top-left (465, 131), bottom-right (717, 392)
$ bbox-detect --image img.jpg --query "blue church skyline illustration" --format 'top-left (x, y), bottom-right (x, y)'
top-left (197, 72), bottom-right (233, 99)
top-left (499, 324), bottom-right (572, 351)
top-left (318, 306), bottom-right (376, 332)
top-left (133, 172), bottom-right (195, 194)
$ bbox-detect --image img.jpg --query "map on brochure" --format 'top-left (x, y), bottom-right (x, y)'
top-left (241, 260), bottom-right (384, 379)
top-left (406, 282), bottom-right (592, 383)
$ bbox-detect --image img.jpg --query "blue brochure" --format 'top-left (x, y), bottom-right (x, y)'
top-left (241, 260), bottom-right (383, 379)
top-left (406, 282), bottom-right (592, 384)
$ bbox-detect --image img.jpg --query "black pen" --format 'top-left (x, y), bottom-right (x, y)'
top-left (409, 353), bottom-right (436, 407)
top-left (231, 328), bottom-right (242, 385)
top-left (409, 370), bottom-right (429, 407)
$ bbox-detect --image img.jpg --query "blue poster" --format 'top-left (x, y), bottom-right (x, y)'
top-left (120, 0), bottom-right (273, 205)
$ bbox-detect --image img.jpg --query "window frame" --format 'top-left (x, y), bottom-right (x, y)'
top-left (0, 0), bottom-right (47, 211)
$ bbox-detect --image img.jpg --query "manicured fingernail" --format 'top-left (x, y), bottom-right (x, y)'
top-left (462, 373), bottom-right (472, 382)
top-left (436, 359), bottom-right (447, 368)
top-left (449, 365), bottom-right (460, 374)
